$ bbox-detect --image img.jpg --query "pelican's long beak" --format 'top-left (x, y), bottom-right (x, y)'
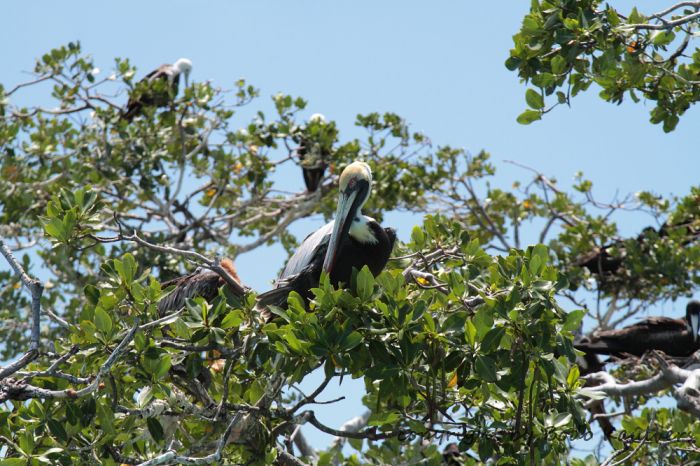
top-left (322, 189), bottom-right (358, 274)
top-left (184, 71), bottom-right (190, 89)
top-left (691, 312), bottom-right (699, 343)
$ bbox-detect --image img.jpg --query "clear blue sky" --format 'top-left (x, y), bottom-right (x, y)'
top-left (2, 0), bottom-right (698, 454)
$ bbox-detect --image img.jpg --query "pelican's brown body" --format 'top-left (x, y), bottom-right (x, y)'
top-left (158, 259), bottom-right (241, 315)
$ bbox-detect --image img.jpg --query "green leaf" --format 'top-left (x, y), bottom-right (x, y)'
top-left (517, 109), bottom-right (541, 125)
top-left (551, 55), bottom-right (566, 75)
top-left (423, 312), bottom-right (436, 333)
top-left (61, 210), bottom-right (77, 240)
top-left (147, 417), bottom-right (164, 442)
top-left (525, 89), bottom-right (544, 110)
top-left (348, 437), bottom-right (363, 451)
top-left (475, 355), bottom-right (497, 382)
top-left (356, 265), bottom-right (375, 302)
top-left (545, 412), bottom-right (572, 429)
top-left (411, 225), bottom-right (425, 248)
top-left (562, 309), bottom-right (585, 332)
top-left (368, 411), bottom-right (401, 426)
top-left (93, 307), bottom-right (112, 335)
top-left (1, 459), bottom-right (28, 466)
top-left (285, 331), bottom-right (307, 354)
top-left (651, 30), bottom-right (675, 47)
top-left (44, 218), bottom-right (65, 241)
top-left (567, 365), bottom-right (580, 387)
top-left (521, 16), bottom-right (541, 34)
top-left (473, 306), bottom-right (493, 338)
top-left (121, 253), bottom-right (137, 284)
top-left (464, 319), bottom-right (477, 346)
top-left (480, 327), bottom-right (505, 353)
top-left (84, 284), bottom-right (100, 305)
top-left (154, 354), bottom-right (172, 380)
top-left (341, 331), bottom-right (363, 352)
top-left (220, 310), bottom-right (243, 329)
top-left (529, 255), bottom-right (542, 275)
top-left (47, 419), bottom-right (68, 443)
top-left (532, 244), bottom-right (549, 263)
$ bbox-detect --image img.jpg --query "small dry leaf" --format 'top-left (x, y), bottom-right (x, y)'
top-left (447, 372), bottom-right (458, 389)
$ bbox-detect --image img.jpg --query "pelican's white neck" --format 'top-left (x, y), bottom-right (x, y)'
top-left (349, 214), bottom-right (377, 245)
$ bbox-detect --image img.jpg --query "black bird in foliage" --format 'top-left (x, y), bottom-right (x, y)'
top-left (257, 161), bottom-right (396, 313)
top-left (294, 113), bottom-right (334, 192)
top-left (575, 300), bottom-right (700, 358)
top-left (121, 58), bottom-right (192, 122)
top-left (575, 216), bottom-right (700, 278)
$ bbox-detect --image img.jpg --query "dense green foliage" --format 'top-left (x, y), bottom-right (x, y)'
top-left (0, 19), bottom-right (699, 465)
top-left (509, 0), bottom-right (700, 131)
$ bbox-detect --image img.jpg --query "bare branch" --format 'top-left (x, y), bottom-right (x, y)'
top-left (622, 10), bottom-right (700, 31)
top-left (329, 411), bottom-right (371, 450)
top-left (0, 238), bottom-right (44, 379)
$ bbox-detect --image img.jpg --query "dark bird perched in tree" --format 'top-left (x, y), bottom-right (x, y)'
top-left (575, 300), bottom-right (700, 358)
top-left (257, 161), bottom-right (396, 313)
top-left (157, 258), bottom-right (241, 315)
top-left (156, 258), bottom-right (242, 402)
top-left (121, 58), bottom-right (192, 122)
top-left (575, 214), bottom-right (700, 278)
top-left (293, 113), bottom-right (335, 192)
top-left (576, 352), bottom-right (604, 376)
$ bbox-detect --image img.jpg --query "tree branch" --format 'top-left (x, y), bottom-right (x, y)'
top-left (0, 238), bottom-right (44, 379)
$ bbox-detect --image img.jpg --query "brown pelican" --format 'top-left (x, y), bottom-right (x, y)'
top-left (121, 58), bottom-right (192, 121)
top-left (257, 161), bottom-right (396, 311)
top-left (155, 258), bottom-right (242, 401)
top-left (158, 258), bottom-right (241, 315)
top-left (295, 113), bottom-right (332, 192)
top-left (575, 301), bottom-right (700, 358)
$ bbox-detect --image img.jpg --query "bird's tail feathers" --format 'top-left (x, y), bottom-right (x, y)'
top-left (574, 339), bottom-right (621, 356)
top-left (255, 287), bottom-right (293, 322)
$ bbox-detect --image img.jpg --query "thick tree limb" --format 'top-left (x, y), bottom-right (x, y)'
top-left (329, 410), bottom-right (371, 450)
top-left (582, 354), bottom-right (700, 419)
top-left (0, 238), bottom-right (44, 379)
top-left (0, 322), bottom-right (140, 401)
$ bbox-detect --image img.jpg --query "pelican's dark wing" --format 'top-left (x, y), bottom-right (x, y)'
top-left (256, 257), bottom-right (325, 319)
top-left (158, 268), bottom-right (222, 315)
top-left (280, 221), bottom-right (333, 280)
top-left (256, 222), bottom-right (333, 318)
